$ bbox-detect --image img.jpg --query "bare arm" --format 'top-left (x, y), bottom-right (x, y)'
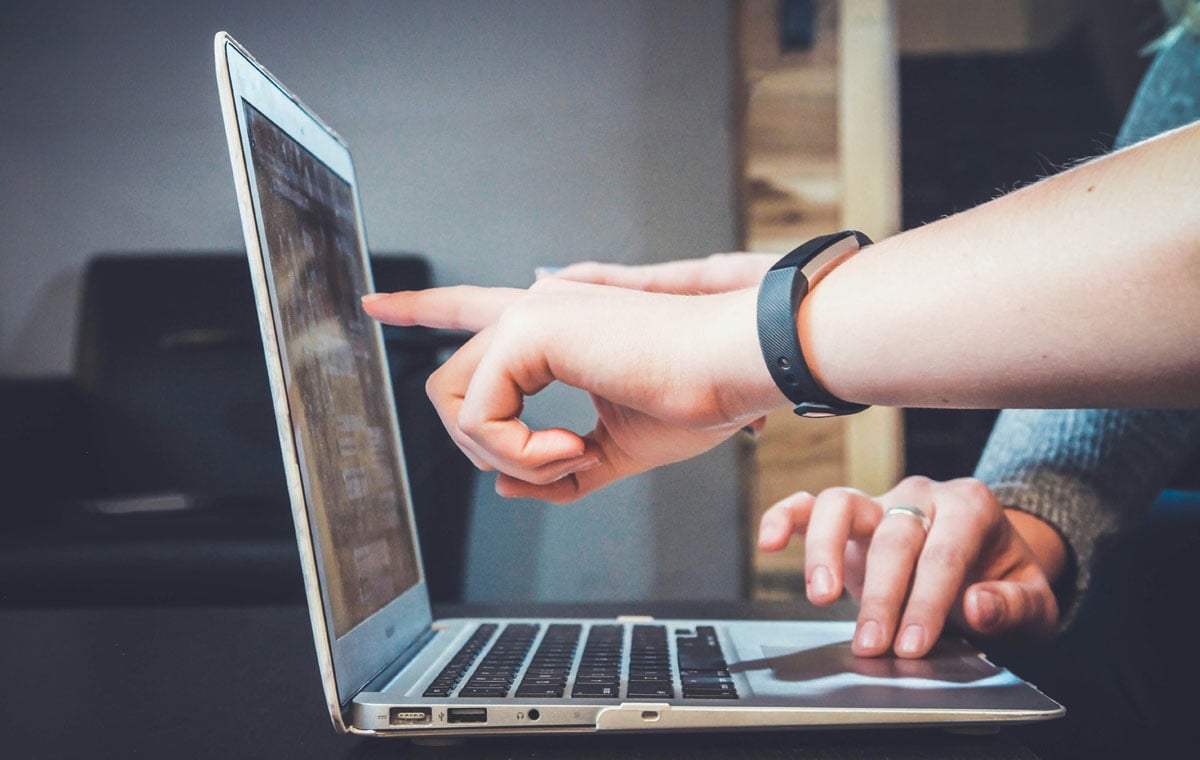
top-left (364, 122), bottom-right (1200, 500)
top-left (806, 121), bottom-right (1200, 409)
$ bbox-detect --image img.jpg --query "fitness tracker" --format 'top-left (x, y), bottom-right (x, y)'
top-left (756, 230), bottom-right (872, 418)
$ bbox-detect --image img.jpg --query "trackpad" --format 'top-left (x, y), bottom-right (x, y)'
top-left (733, 638), bottom-right (1010, 702)
top-left (722, 623), bottom-right (1038, 709)
top-left (761, 641), bottom-right (995, 683)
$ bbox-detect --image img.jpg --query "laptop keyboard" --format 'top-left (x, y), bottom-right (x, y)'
top-left (422, 623), bottom-right (499, 697)
top-left (457, 623), bottom-right (539, 697)
top-left (627, 624), bottom-right (673, 699)
top-left (517, 623), bottom-right (583, 698)
top-left (423, 622), bottom-right (738, 700)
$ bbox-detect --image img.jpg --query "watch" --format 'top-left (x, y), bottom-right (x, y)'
top-left (756, 230), bottom-right (872, 418)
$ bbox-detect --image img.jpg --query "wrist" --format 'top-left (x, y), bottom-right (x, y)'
top-left (760, 231), bottom-right (872, 417)
top-left (1004, 508), bottom-right (1069, 584)
top-left (701, 287), bottom-right (793, 424)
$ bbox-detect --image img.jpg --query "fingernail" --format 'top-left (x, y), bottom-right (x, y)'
top-left (856, 620), bottom-right (883, 650)
top-left (897, 624), bottom-right (925, 655)
top-left (534, 266), bottom-right (562, 280)
top-left (809, 565), bottom-right (834, 598)
top-left (975, 589), bottom-right (1003, 629)
top-left (360, 293), bottom-right (384, 302)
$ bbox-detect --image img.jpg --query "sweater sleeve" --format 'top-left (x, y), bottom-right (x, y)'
top-left (974, 409), bottom-right (1200, 627)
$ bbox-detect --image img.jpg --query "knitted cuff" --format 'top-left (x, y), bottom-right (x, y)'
top-left (987, 471), bottom-right (1123, 632)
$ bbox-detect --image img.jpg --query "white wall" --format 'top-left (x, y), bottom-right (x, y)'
top-left (0, 0), bottom-right (743, 601)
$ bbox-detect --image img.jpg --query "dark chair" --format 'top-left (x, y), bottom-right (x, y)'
top-left (0, 252), bottom-right (473, 606)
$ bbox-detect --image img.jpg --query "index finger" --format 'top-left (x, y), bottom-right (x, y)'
top-left (360, 285), bottom-right (526, 331)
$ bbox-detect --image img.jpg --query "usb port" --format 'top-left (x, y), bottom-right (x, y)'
top-left (389, 707), bottom-right (432, 726)
top-left (446, 707), bottom-right (487, 724)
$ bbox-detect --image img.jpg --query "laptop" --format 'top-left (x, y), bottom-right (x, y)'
top-left (213, 31), bottom-right (1064, 738)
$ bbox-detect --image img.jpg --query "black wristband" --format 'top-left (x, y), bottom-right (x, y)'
top-left (756, 230), bottom-right (872, 418)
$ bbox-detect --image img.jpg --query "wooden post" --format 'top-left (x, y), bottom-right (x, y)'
top-left (736, 0), bottom-right (903, 599)
top-left (839, 0), bottom-right (904, 497)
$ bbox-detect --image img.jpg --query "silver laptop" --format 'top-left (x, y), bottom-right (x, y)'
top-left (214, 31), bottom-right (1063, 738)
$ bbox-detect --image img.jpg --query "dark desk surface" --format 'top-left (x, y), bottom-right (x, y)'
top-left (0, 600), bottom-right (1039, 759)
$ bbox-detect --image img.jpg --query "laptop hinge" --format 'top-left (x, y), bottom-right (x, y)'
top-left (349, 627), bottom-right (438, 705)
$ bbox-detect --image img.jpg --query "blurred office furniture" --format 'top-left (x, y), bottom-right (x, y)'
top-left (0, 252), bottom-right (472, 606)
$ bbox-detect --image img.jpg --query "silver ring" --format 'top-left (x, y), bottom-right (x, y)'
top-left (883, 504), bottom-right (931, 532)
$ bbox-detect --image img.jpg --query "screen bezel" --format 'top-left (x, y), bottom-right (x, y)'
top-left (215, 32), bottom-right (432, 723)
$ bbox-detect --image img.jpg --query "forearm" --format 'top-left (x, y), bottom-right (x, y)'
top-left (803, 121), bottom-right (1200, 409)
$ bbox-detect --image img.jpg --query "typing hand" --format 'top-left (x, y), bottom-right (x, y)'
top-left (362, 279), bottom-right (781, 502)
top-left (757, 476), bottom-right (1064, 658)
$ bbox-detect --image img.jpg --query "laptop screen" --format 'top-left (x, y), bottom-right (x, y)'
top-left (244, 102), bottom-right (420, 638)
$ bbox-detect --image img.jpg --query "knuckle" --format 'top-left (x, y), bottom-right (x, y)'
top-left (496, 298), bottom-right (537, 329)
top-left (950, 477), bottom-right (998, 509)
top-left (899, 598), bottom-right (944, 624)
top-left (455, 407), bottom-right (487, 439)
top-left (930, 479), bottom-right (1003, 535)
top-left (771, 490), bottom-right (813, 511)
top-left (816, 486), bottom-right (863, 512)
top-left (424, 367), bottom-right (447, 400)
top-left (858, 593), bottom-right (899, 616)
top-left (897, 474), bottom-right (934, 492)
top-left (761, 504), bottom-right (794, 528)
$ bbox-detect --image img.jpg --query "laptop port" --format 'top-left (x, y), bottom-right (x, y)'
top-left (389, 707), bottom-right (432, 726)
top-left (446, 707), bottom-right (487, 724)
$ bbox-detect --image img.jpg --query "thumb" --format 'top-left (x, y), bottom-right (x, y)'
top-left (963, 580), bottom-right (1059, 638)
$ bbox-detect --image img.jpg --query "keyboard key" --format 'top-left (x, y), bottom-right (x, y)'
top-left (514, 623), bottom-right (582, 699)
top-left (459, 686), bottom-right (509, 698)
top-left (626, 681), bottom-right (675, 699)
top-left (676, 625), bottom-right (739, 700)
top-left (572, 682), bottom-right (620, 698)
top-left (515, 685), bottom-right (565, 698)
top-left (568, 624), bottom-right (626, 698)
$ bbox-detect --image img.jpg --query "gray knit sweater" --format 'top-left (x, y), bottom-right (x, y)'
top-left (976, 410), bottom-right (1200, 621)
top-left (973, 27), bottom-right (1200, 624)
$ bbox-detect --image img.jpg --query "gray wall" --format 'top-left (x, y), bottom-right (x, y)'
top-left (0, 0), bottom-right (743, 602)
